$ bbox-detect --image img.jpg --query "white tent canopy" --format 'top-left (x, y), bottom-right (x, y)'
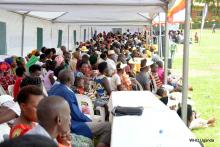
top-left (0, 0), bottom-right (190, 126)
top-left (0, 0), bottom-right (170, 24)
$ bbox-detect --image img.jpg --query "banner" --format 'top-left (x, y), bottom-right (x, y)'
top-left (168, 0), bottom-right (185, 23)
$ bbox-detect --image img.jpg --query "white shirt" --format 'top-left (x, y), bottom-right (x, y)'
top-left (111, 74), bottom-right (121, 91)
top-left (0, 95), bottom-right (21, 142)
top-left (26, 124), bottom-right (53, 140)
top-left (106, 58), bottom-right (116, 75)
top-left (0, 95), bottom-right (20, 116)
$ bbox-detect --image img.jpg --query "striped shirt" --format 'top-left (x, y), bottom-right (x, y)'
top-left (151, 72), bottom-right (163, 89)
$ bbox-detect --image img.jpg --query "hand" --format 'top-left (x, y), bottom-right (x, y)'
top-left (57, 131), bottom-right (72, 146)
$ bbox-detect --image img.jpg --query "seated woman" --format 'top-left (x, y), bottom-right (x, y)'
top-left (13, 67), bottom-right (25, 99)
top-left (116, 63), bottom-right (132, 91)
top-left (9, 85), bottom-right (44, 139)
top-left (156, 88), bottom-right (168, 106)
top-left (0, 61), bottom-right (16, 94)
top-left (72, 72), bottom-right (86, 95)
top-left (94, 62), bottom-right (112, 99)
top-left (43, 60), bottom-right (56, 92)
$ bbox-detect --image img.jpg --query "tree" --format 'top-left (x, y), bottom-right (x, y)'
top-left (194, 0), bottom-right (220, 18)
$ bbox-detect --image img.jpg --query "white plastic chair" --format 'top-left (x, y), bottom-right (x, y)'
top-left (75, 94), bottom-right (105, 122)
top-left (0, 85), bottom-right (7, 96)
top-left (8, 85), bottom-right (14, 97)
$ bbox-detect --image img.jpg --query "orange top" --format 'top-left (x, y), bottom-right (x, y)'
top-left (9, 124), bottom-right (33, 139)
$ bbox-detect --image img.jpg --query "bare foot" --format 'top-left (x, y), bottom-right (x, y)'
top-left (207, 117), bottom-right (216, 126)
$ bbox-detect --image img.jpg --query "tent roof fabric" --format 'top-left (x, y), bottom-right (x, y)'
top-left (0, 0), bottom-right (174, 24)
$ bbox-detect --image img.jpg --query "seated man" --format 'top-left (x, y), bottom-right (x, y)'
top-left (0, 135), bottom-right (57, 147)
top-left (49, 69), bottom-right (111, 147)
top-left (136, 59), bottom-right (152, 91)
top-left (150, 63), bottom-right (163, 89)
top-left (26, 96), bottom-right (71, 146)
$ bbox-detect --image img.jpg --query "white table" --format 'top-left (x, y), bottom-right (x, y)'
top-left (109, 91), bottom-right (200, 147)
top-left (109, 91), bottom-right (168, 110)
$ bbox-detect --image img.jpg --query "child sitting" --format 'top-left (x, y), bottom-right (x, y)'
top-left (156, 88), bottom-right (168, 106)
top-left (73, 75), bottom-right (85, 95)
top-left (177, 105), bottom-right (216, 130)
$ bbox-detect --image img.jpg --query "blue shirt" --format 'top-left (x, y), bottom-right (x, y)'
top-left (48, 83), bottom-right (92, 138)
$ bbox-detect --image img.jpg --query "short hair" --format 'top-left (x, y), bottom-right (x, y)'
top-left (98, 62), bottom-right (108, 73)
top-left (79, 61), bottom-right (89, 68)
top-left (100, 53), bottom-right (107, 60)
top-left (156, 88), bottom-right (165, 97)
top-left (16, 67), bottom-right (25, 77)
top-left (40, 54), bottom-right (46, 60)
top-left (140, 59), bottom-right (147, 71)
top-left (54, 66), bottom-right (65, 78)
top-left (0, 135), bottom-right (57, 147)
top-left (20, 76), bottom-right (42, 88)
top-left (58, 69), bottom-right (73, 84)
top-left (150, 63), bottom-right (158, 69)
top-left (82, 54), bottom-right (89, 60)
top-left (51, 48), bottom-right (56, 54)
top-left (41, 47), bottom-right (47, 53)
top-left (63, 51), bottom-right (70, 57)
top-left (156, 60), bottom-right (163, 68)
top-left (61, 46), bottom-right (66, 49)
top-left (45, 60), bottom-right (56, 71)
top-left (16, 85), bottom-right (43, 104)
top-left (29, 64), bottom-right (41, 74)
top-left (45, 49), bottom-right (52, 56)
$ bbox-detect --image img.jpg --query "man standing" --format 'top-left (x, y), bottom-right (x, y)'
top-left (212, 23), bottom-right (216, 33)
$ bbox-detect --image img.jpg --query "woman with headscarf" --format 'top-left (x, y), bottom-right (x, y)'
top-left (0, 61), bottom-right (16, 93)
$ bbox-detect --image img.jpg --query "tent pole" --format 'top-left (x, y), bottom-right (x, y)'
top-left (164, 4), bottom-right (169, 84)
top-left (80, 25), bottom-right (82, 42)
top-left (68, 24), bottom-right (70, 51)
top-left (182, 0), bottom-right (191, 125)
top-left (159, 13), bottom-right (162, 57)
top-left (21, 14), bottom-right (25, 57)
top-left (150, 21), bottom-right (153, 45)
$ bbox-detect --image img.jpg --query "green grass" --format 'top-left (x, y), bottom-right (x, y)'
top-left (172, 29), bottom-right (220, 147)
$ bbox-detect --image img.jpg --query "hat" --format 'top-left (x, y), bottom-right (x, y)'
top-left (132, 47), bottom-right (137, 51)
top-left (117, 63), bottom-right (127, 69)
top-left (140, 59), bottom-right (153, 69)
top-left (80, 46), bottom-right (89, 52)
top-left (108, 50), bottom-right (115, 55)
top-left (75, 72), bottom-right (84, 78)
top-left (146, 59), bottom-right (154, 66)
top-left (128, 58), bottom-right (140, 64)
top-left (95, 51), bottom-right (102, 55)
top-left (0, 61), bottom-right (11, 72)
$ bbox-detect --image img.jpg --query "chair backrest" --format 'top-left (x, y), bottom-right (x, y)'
top-left (75, 94), bottom-right (94, 117)
top-left (130, 78), bottom-right (143, 91)
top-left (0, 85), bottom-right (7, 96)
top-left (8, 85), bottom-right (14, 97)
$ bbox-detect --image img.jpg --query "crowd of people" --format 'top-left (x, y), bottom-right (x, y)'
top-left (0, 30), bottom-right (216, 146)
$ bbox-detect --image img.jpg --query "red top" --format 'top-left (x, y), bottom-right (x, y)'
top-left (9, 124), bottom-right (33, 139)
top-left (0, 74), bottom-right (16, 93)
top-left (13, 77), bottom-right (23, 100)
